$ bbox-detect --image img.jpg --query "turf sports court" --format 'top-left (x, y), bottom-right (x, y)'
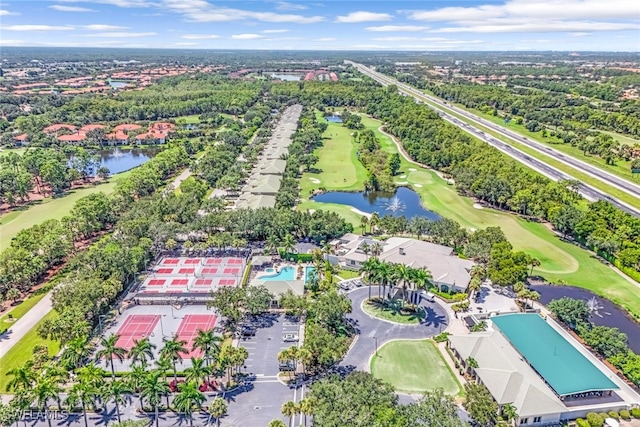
top-left (138, 256), bottom-right (247, 295)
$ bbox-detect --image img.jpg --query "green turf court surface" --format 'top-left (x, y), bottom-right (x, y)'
top-left (371, 340), bottom-right (461, 395)
top-left (492, 313), bottom-right (618, 395)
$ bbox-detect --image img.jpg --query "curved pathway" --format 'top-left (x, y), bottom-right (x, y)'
top-left (340, 287), bottom-right (449, 372)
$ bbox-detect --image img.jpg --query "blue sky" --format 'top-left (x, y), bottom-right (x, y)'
top-left (1, 0), bottom-right (638, 51)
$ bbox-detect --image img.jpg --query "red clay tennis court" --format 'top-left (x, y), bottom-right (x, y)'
top-left (194, 278), bottom-right (213, 286)
top-left (115, 315), bottom-right (160, 350)
top-left (218, 278), bottom-right (236, 286)
top-left (184, 259), bottom-right (201, 265)
top-left (176, 314), bottom-right (217, 358)
top-left (171, 279), bottom-right (189, 286)
top-left (205, 258), bottom-right (223, 265)
top-left (201, 267), bottom-right (219, 275)
top-left (163, 258), bottom-right (180, 265)
top-left (147, 279), bottom-right (166, 286)
top-left (227, 258), bottom-right (243, 265)
top-left (156, 268), bottom-right (174, 274)
top-left (178, 268), bottom-right (195, 275)
top-left (223, 267), bottom-right (240, 275)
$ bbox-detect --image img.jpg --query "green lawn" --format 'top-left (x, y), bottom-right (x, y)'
top-left (298, 112), bottom-right (368, 199)
top-left (0, 148), bottom-right (27, 157)
top-left (371, 340), bottom-right (461, 395)
top-left (175, 114), bottom-right (201, 124)
top-left (336, 269), bottom-right (361, 280)
top-left (0, 171), bottom-right (130, 250)
top-left (600, 131), bottom-right (640, 147)
top-left (0, 310), bottom-right (60, 392)
top-left (0, 291), bottom-right (48, 325)
top-left (299, 113), bottom-right (640, 319)
top-left (362, 299), bottom-right (425, 325)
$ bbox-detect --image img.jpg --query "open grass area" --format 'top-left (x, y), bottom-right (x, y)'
top-left (0, 147), bottom-right (27, 157)
top-left (0, 310), bottom-right (60, 392)
top-left (298, 112), bottom-right (368, 199)
top-left (300, 112), bottom-right (640, 318)
top-left (0, 171), bottom-right (130, 251)
top-left (362, 298), bottom-right (425, 324)
top-left (175, 114), bottom-right (201, 124)
top-left (371, 340), bottom-right (461, 395)
top-left (336, 269), bottom-right (361, 280)
top-left (600, 131), bottom-right (640, 147)
top-left (0, 291), bottom-right (48, 325)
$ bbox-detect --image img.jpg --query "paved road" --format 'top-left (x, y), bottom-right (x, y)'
top-left (341, 287), bottom-right (449, 372)
top-left (0, 293), bottom-right (53, 358)
top-left (348, 61), bottom-right (640, 218)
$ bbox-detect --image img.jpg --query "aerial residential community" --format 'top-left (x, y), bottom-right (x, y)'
top-left (0, 1), bottom-right (640, 427)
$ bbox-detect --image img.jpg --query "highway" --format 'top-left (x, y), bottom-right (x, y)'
top-left (347, 60), bottom-right (640, 218)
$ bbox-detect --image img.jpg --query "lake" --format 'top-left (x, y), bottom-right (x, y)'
top-left (311, 187), bottom-right (441, 221)
top-left (531, 284), bottom-right (640, 353)
top-left (325, 115), bottom-right (343, 123)
top-left (270, 73), bottom-right (303, 81)
top-left (93, 148), bottom-right (156, 175)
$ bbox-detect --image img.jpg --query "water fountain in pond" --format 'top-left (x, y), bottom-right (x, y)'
top-left (587, 296), bottom-right (606, 319)
top-left (112, 147), bottom-right (124, 158)
top-left (385, 196), bottom-right (406, 213)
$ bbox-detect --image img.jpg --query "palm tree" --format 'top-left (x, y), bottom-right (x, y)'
top-left (529, 257), bottom-right (541, 276)
top-left (360, 241), bottom-right (370, 260)
top-left (173, 382), bottom-right (206, 427)
top-left (192, 329), bottom-right (222, 369)
top-left (361, 257), bottom-right (380, 301)
top-left (268, 420), bottom-right (287, 427)
top-left (160, 335), bottom-right (188, 382)
top-left (281, 401), bottom-right (299, 427)
top-left (75, 365), bottom-right (105, 412)
top-left (413, 268), bottom-right (432, 294)
top-left (393, 263), bottom-right (413, 305)
top-left (369, 212), bottom-right (380, 234)
top-left (154, 357), bottom-right (173, 407)
top-left (184, 357), bottom-right (211, 386)
top-left (360, 215), bottom-right (369, 234)
top-left (208, 398), bottom-right (227, 427)
top-left (129, 337), bottom-right (157, 367)
top-left (501, 403), bottom-right (519, 427)
top-left (61, 336), bottom-right (91, 370)
top-left (370, 242), bottom-right (383, 258)
top-left (140, 371), bottom-right (170, 427)
top-left (281, 234), bottom-right (296, 257)
top-left (298, 398), bottom-right (313, 427)
top-left (66, 381), bottom-right (94, 427)
top-left (127, 364), bottom-right (148, 411)
top-left (265, 235), bottom-right (280, 256)
top-left (467, 276), bottom-right (482, 300)
top-left (104, 379), bottom-right (131, 424)
top-left (31, 376), bottom-right (62, 427)
top-left (6, 362), bottom-right (35, 392)
top-left (95, 334), bottom-right (127, 380)
top-left (376, 260), bottom-right (392, 300)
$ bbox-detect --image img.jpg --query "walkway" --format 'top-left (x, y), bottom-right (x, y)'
top-left (0, 293), bottom-right (53, 358)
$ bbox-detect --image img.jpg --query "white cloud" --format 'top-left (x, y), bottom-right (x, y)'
top-left (4, 25), bottom-right (75, 31)
top-left (262, 29), bottom-right (290, 33)
top-left (82, 24), bottom-right (129, 30)
top-left (172, 42), bottom-right (199, 46)
top-left (335, 11), bottom-right (393, 23)
top-left (181, 34), bottom-right (221, 39)
top-left (0, 40), bottom-right (28, 46)
top-left (49, 5), bottom-right (95, 12)
top-left (365, 25), bottom-right (429, 32)
top-left (405, 0), bottom-right (638, 34)
top-left (59, 0), bottom-right (157, 7)
top-left (570, 32), bottom-right (592, 37)
top-left (86, 32), bottom-right (157, 37)
top-left (372, 36), bottom-right (420, 42)
top-left (231, 33), bottom-right (265, 39)
top-left (275, 1), bottom-right (307, 11)
top-left (0, 9), bottom-right (19, 16)
top-left (317, 37), bottom-right (336, 41)
top-left (163, 0), bottom-right (323, 23)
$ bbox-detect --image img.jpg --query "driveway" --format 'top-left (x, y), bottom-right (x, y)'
top-left (341, 287), bottom-right (449, 372)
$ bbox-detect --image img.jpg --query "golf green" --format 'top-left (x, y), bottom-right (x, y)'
top-left (371, 340), bottom-right (461, 395)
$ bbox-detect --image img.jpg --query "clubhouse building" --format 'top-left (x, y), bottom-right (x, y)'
top-left (448, 313), bottom-right (640, 425)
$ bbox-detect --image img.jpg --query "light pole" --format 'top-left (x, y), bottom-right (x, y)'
top-left (373, 336), bottom-right (378, 356)
top-left (159, 315), bottom-right (166, 337)
top-left (98, 314), bottom-right (108, 333)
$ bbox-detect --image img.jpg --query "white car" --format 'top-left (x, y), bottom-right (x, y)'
top-left (421, 291), bottom-right (436, 302)
top-left (283, 333), bottom-right (299, 342)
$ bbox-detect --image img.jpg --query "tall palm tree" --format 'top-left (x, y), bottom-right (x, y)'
top-left (31, 376), bottom-right (62, 427)
top-left (104, 379), bottom-right (131, 424)
top-left (6, 362), bottom-right (35, 392)
top-left (66, 380), bottom-right (94, 427)
top-left (154, 357), bottom-right (173, 407)
top-left (393, 264), bottom-right (413, 306)
top-left (268, 420), bottom-right (286, 427)
top-left (375, 260), bottom-right (391, 300)
top-left (173, 382), bottom-right (206, 427)
top-left (126, 364), bottom-right (148, 411)
top-left (298, 398), bottom-right (314, 427)
top-left (360, 216), bottom-right (369, 234)
top-left (191, 329), bottom-right (222, 369)
top-left (61, 336), bottom-right (91, 370)
top-left (75, 365), bottom-right (105, 412)
top-left (529, 257), bottom-right (541, 276)
top-left (370, 242), bottom-right (383, 259)
top-left (501, 403), bottom-right (519, 427)
top-left (281, 234), bottom-right (296, 257)
top-left (208, 397), bottom-right (227, 427)
top-left (281, 401), bottom-right (299, 427)
top-left (184, 358), bottom-right (211, 386)
top-left (369, 212), bottom-right (380, 234)
top-left (160, 335), bottom-right (188, 382)
top-left (129, 337), bottom-right (157, 367)
top-left (413, 268), bottom-right (433, 294)
top-left (265, 235), bottom-right (280, 256)
top-left (95, 334), bottom-right (127, 380)
top-left (140, 371), bottom-right (170, 427)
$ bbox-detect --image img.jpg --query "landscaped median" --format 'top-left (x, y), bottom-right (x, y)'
top-left (370, 339), bottom-right (462, 395)
top-left (361, 298), bottom-right (425, 325)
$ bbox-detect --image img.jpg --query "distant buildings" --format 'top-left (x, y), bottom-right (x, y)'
top-left (24, 121), bottom-right (174, 146)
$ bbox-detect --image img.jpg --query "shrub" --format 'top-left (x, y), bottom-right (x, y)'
top-left (607, 411), bottom-right (619, 420)
top-left (434, 332), bottom-right (450, 343)
top-left (586, 412), bottom-right (603, 427)
top-left (619, 410), bottom-right (630, 420)
top-left (631, 408), bottom-right (640, 418)
top-left (576, 418), bottom-right (590, 427)
top-left (598, 413), bottom-right (610, 421)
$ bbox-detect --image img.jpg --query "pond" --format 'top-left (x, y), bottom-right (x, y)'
top-left (531, 284), bottom-right (640, 353)
top-left (311, 187), bottom-right (441, 221)
top-left (94, 148), bottom-right (156, 175)
top-left (325, 115), bottom-right (343, 123)
top-left (270, 73), bottom-right (303, 81)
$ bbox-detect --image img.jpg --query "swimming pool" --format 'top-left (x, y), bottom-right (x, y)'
top-left (260, 266), bottom-right (295, 281)
top-left (305, 266), bottom-right (316, 283)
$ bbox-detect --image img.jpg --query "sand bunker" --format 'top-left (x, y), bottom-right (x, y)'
top-left (308, 177), bottom-right (321, 184)
top-left (473, 203), bottom-right (484, 209)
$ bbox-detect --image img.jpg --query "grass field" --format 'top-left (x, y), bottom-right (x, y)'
top-left (601, 131), bottom-right (640, 147)
top-left (371, 340), bottom-right (461, 395)
top-left (336, 269), bottom-right (361, 280)
top-left (362, 299), bottom-right (425, 324)
top-left (0, 171), bottom-right (130, 251)
top-left (300, 112), bottom-right (640, 318)
top-left (0, 310), bottom-right (60, 392)
top-left (0, 291), bottom-right (48, 325)
top-left (0, 148), bottom-right (27, 157)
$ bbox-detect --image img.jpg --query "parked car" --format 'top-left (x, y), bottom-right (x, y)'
top-left (283, 333), bottom-right (299, 342)
top-left (421, 291), bottom-right (436, 302)
top-left (238, 326), bottom-right (256, 337)
top-left (279, 361), bottom-right (295, 371)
